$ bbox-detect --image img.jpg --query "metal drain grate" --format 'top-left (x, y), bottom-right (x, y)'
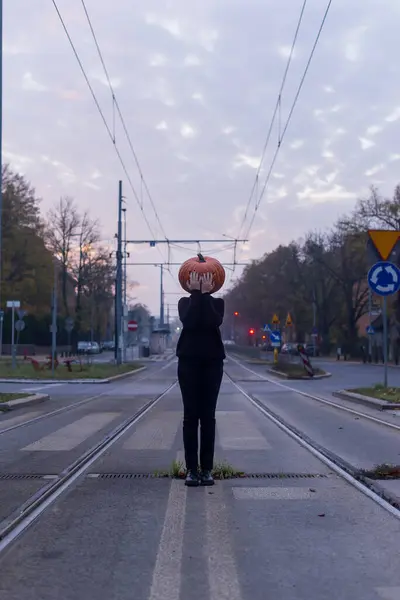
top-left (89, 472), bottom-right (328, 480)
top-left (0, 473), bottom-right (51, 480)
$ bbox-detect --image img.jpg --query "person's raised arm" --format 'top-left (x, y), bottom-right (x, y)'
top-left (178, 291), bottom-right (202, 328)
top-left (201, 295), bottom-right (224, 327)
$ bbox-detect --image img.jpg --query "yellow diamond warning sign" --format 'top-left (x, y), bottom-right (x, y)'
top-left (368, 230), bottom-right (400, 261)
top-left (272, 314), bottom-right (279, 324)
top-left (286, 312), bottom-right (293, 326)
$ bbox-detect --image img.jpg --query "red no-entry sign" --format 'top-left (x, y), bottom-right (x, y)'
top-left (127, 320), bottom-right (138, 331)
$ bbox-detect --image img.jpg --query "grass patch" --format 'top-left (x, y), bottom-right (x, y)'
top-left (0, 392), bottom-right (30, 403)
top-left (156, 460), bottom-right (245, 480)
top-left (349, 384), bottom-right (400, 403)
top-left (361, 463), bottom-right (400, 480)
top-left (0, 361), bottom-right (143, 380)
top-left (270, 362), bottom-right (325, 379)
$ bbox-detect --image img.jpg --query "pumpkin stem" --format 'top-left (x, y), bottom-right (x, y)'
top-left (197, 253), bottom-right (206, 263)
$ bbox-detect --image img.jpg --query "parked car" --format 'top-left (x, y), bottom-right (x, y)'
top-left (77, 341), bottom-right (101, 355)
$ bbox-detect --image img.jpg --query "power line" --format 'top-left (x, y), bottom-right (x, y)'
top-left (243, 0), bottom-right (333, 240)
top-left (237, 0), bottom-right (308, 240)
top-left (79, 0), bottom-right (169, 242)
top-left (51, 0), bottom-right (165, 260)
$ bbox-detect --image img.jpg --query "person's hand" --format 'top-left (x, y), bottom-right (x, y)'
top-left (187, 271), bottom-right (201, 291)
top-left (201, 272), bottom-right (214, 293)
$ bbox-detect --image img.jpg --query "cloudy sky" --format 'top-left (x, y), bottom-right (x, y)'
top-left (4, 0), bottom-right (400, 316)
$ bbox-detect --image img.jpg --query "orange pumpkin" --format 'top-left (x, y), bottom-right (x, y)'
top-left (178, 253), bottom-right (226, 294)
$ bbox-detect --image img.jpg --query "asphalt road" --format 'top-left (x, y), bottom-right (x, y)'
top-left (0, 356), bottom-right (399, 599)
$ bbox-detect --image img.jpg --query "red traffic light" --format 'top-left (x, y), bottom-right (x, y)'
top-left (234, 311), bottom-right (239, 316)
top-left (249, 328), bottom-right (255, 335)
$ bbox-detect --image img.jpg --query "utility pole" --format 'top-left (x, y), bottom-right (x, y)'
top-left (160, 264), bottom-right (164, 327)
top-left (51, 260), bottom-right (58, 377)
top-left (0, 0), bottom-right (3, 352)
top-left (368, 286), bottom-right (372, 363)
top-left (114, 180), bottom-right (123, 365)
top-left (122, 207), bottom-right (127, 363)
top-left (312, 289), bottom-right (317, 357)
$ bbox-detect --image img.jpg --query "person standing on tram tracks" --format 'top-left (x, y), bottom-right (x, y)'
top-left (176, 270), bottom-right (225, 487)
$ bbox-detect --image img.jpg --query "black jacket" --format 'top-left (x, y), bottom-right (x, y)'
top-left (176, 291), bottom-right (225, 360)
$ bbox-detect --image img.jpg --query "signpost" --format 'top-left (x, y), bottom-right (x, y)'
top-left (285, 313), bottom-right (293, 327)
top-left (366, 325), bottom-right (375, 335)
top-left (0, 309), bottom-right (3, 357)
top-left (367, 260), bottom-right (400, 387)
top-left (7, 300), bottom-right (20, 370)
top-left (270, 331), bottom-right (281, 347)
top-left (127, 320), bottom-right (138, 332)
top-left (272, 314), bottom-right (279, 326)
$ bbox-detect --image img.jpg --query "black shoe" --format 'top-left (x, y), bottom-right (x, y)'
top-left (185, 470), bottom-right (200, 487)
top-left (200, 470), bottom-right (214, 486)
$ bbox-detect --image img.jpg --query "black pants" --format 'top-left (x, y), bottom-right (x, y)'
top-left (177, 358), bottom-right (223, 471)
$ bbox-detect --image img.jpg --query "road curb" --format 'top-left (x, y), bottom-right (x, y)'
top-left (0, 366), bottom-right (147, 385)
top-left (0, 394), bottom-right (50, 412)
top-left (333, 390), bottom-right (400, 410)
top-left (266, 368), bottom-right (331, 380)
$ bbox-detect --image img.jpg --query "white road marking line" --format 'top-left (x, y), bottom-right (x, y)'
top-left (21, 413), bottom-right (120, 451)
top-left (206, 483), bottom-right (242, 600)
top-left (148, 478), bottom-right (186, 600)
top-left (216, 410), bottom-right (270, 449)
top-left (123, 411), bottom-right (182, 450)
top-left (21, 384), bottom-right (63, 392)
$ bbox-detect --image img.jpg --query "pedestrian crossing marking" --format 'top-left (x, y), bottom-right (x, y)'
top-left (123, 411), bottom-right (182, 450)
top-left (216, 411), bottom-right (270, 449)
top-left (21, 413), bottom-right (120, 451)
top-left (0, 412), bottom-right (42, 430)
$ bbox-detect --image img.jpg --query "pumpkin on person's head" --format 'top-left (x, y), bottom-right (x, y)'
top-left (178, 253), bottom-right (226, 294)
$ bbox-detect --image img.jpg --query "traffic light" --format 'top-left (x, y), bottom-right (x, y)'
top-left (262, 334), bottom-right (266, 340)
top-left (249, 328), bottom-right (255, 335)
top-left (234, 311), bottom-right (239, 317)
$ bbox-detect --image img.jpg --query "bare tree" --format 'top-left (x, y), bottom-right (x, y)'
top-left (46, 197), bottom-right (80, 316)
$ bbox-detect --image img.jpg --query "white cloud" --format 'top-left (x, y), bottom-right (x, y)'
top-left (22, 72), bottom-right (47, 92)
top-left (192, 92), bottom-right (204, 103)
top-left (359, 137), bottom-right (375, 150)
top-left (366, 125), bottom-right (383, 136)
top-left (365, 163), bottom-right (385, 176)
top-left (180, 124), bottom-right (197, 138)
top-left (184, 54), bottom-right (202, 66)
top-left (290, 139), bottom-right (304, 150)
top-left (385, 107), bottom-right (400, 122)
top-left (233, 154), bottom-right (261, 169)
top-left (156, 121), bottom-right (168, 130)
top-left (150, 53), bottom-right (168, 67)
top-left (222, 126), bottom-right (235, 135)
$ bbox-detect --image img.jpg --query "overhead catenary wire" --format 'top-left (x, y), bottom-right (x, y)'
top-left (237, 0), bottom-right (309, 241)
top-left (51, 0), bottom-right (166, 263)
top-left (243, 0), bottom-right (333, 241)
top-left (79, 0), bottom-right (169, 244)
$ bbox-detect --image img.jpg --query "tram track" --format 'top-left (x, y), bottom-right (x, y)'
top-left (224, 369), bottom-right (400, 520)
top-left (0, 379), bottom-right (178, 553)
top-left (0, 359), bottom-right (175, 436)
top-left (227, 354), bottom-right (400, 432)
